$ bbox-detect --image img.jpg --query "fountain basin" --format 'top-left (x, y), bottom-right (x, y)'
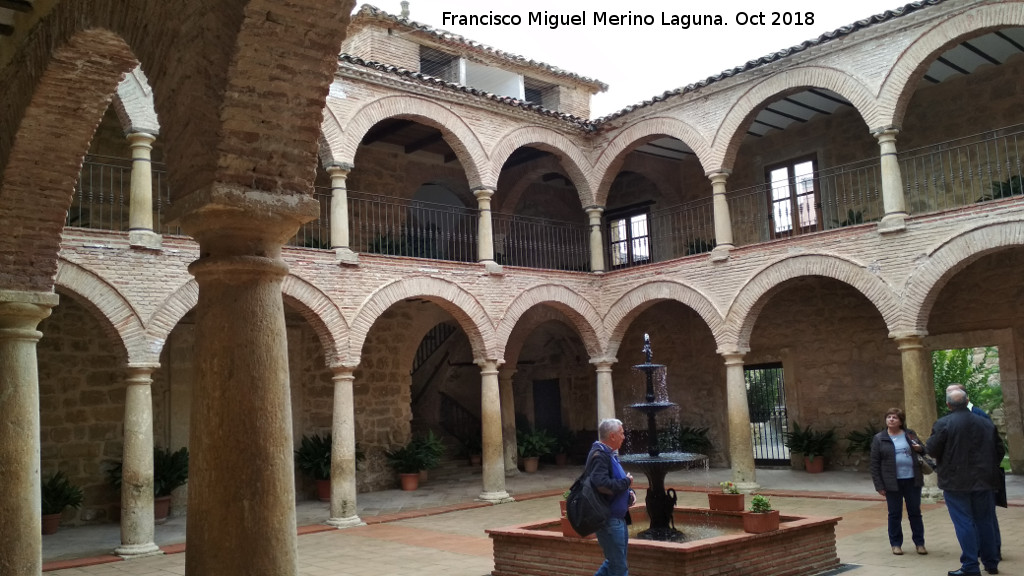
top-left (488, 505), bottom-right (841, 576)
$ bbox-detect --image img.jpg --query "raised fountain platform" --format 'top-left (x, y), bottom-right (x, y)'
top-left (488, 505), bottom-right (841, 576)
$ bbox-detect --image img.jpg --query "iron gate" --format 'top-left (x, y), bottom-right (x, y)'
top-left (744, 363), bottom-right (790, 465)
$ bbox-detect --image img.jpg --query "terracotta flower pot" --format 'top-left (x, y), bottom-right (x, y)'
top-left (41, 513), bottom-right (62, 535)
top-left (804, 456), bottom-right (825, 474)
top-left (154, 495), bottom-right (172, 524)
top-left (418, 469), bottom-right (429, 482)
top-left (708, 492), bottom-right (745, 511)
top-left (399, 472), bottom-right (419, 491)
top-left (522, 456), bottom-right (540, 473)
top-left (316, 479), bottom-right (331, 502)
top-left (554, 453), bottom-right (568, 466)
top-left (743, 510), bottom-right (780, 533)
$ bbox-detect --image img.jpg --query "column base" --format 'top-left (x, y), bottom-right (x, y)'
top-left (114, 542), bottom-right (163, 559)
top-left (326, 515), bottom-right (365, 528)
top-left (129, 230), bottom-right (163, 249)
top-left (482, 260), bottom-right (504, 275)
top-left (709, 245), bottom-right (733, 262)
top-left (878, 213), bottom-right (908, 234)
top-left (334, 247), bottom-right (360, 265)
top-left (735, 481), bottom-right (761, 494)
top-left (476, 490), bottom-right (515, 504)
top-left (504, 467), bottom-right (520, 478)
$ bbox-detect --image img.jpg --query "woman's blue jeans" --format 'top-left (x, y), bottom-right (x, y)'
top-left (885, 477), bottom-right (924, 547)
top-left (594, 516), bottom-right (629, 576)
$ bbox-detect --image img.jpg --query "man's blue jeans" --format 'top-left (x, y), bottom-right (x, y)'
top-left (885, 478), bottom-right (924, 547)
top-left (944, 489), bottom-right (998, 572)
top-left (594, 516), bottom-right (629, 576)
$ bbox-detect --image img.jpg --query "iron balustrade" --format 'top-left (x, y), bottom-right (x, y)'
top-left (286, 187), bottom-right (332, 248)
top-left (491, 213), bottom-right (590, 271)
top-left (69, 155), bottom-right (177, 234)
top-left (347, 190), bottom-right (478, 262)
top-left (605, 197), bottom-right (716, 270)
top-left (727, 158), bottom-right (883, 246)
top-left (899, 124), bottom-right (1024, 213)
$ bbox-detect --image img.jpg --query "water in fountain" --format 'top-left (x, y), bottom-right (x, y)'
top-left (618, 333), bottom-right (708, 541)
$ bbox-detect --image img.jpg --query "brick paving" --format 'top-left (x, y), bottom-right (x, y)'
top-left (42, 467), bottom-right (1023, 575)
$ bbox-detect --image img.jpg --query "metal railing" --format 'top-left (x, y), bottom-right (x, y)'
top-left (492, 213), bottom-right (590, 271)
top-left (727, 158), bottom-right (883, 246)
top-left (900, 124), bottom-right (1024, 214)
top-left (605, 197), bottom-right (716, 270)
top-left (287, 188), bottom-right (332, 248)
top-left (348, 190), bottom-right (478, 263)
top-left (69, 155), bottom-right (177, 234)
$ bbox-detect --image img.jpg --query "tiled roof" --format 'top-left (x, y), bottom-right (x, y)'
top-left (337, 54), bottom-right (596, 130)
top-left (354, 5), bottom-right (609, 92)
top-left (592, 0), bottom-right (946, 123)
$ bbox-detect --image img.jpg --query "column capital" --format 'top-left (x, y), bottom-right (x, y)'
top-left (707, 170), bottom-right (732, 184)
top-left (0, 290), bottom-right (59, 332)
top-left (584, 205), bottom-right (605, 215)
top-left (872, 126), bottom-right (901, 141)
top-left (127, 131), bottom-right (157, 149)
top-left (718, 349), bottom-right (749, 365)
top-left (892, 332), bottom-right (928, 350)
top-left (473, 187), bottom-right (495, 200)
top-left (125, 363), bottom-right (161, 381)
top-left (475, 358), bottom-right (503, 373)
top-left (329, 364), bottom-right (357, 379)
top-left (326, 162), bottom-right (355, 175)
top-left (590, 357), bottom-right (617, 370)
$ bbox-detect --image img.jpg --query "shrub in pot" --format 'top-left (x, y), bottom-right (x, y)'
top-left (743, 494), bottom-right (780, 533)
top-left (517, 428), bottom-right (554, 473)
top-left (41, 471), bottom-right (84, 534)
top-left (106, 445), bottom-right (189, 523)
top-left (784, 421), bottom-right (836, 473)
top-left (386, 442), bottom-right (428, 490)
top-left (295, 433), bottom-right (332, 501)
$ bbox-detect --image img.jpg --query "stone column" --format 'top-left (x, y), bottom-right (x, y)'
top-left (584, 206), bottom-right (605, 273)
top-left (875, 128), bottom-right (908, 232)
top-left (894, 334), bottom-right (940, 499)
top-left (498, 367), bottom-right (519, 477)
top-left (127, 132), bottom-right (162, 249)
top-left (722, 351), bottom-right (759, 491)
top-left (175, 186), bottom-right (319, 576)
top-left (115, 363), bottom-right (162, 558)
top-left (327, 163), bottom-right (358, 265)
top-left (593, 360), bottom-right (616, 425)
top-left (477, 359), bottom-right (513, 502)
top-left (474, 187), bottom-right (502, 274)
top-left (709, 171), bottom-right (733, 261)
top-left (327, 366), bottom-right (363, 527)
top-left (0, 290), bottom-right (58, 576)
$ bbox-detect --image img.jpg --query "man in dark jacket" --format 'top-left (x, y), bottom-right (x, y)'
top-left (588, 418), bottom-right (635, 576)
top-left (927, 388), bottom-right (1004, 576)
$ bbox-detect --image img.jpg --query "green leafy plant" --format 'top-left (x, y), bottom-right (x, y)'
top-left (410, 430), bottom-right (445, 471)
top-left (933, 347), bottom-right (1002, 416)
top-left (295, 433), bottom-right (333, 481)
top-left (749, 494), bottom-right (772, 513)
top-left (385, 442), bottom-right (428, 474)
top-left (978, 175), bottom-right (1024, 202)
top-left (41, 471), bottom-right (84, 515)
top-left (154, 446), bottom-right (189, 497)
top-left (553, 427), bottom-right (576, 455)
top-left (784, 421), bottom-right (836, 461)
top-left (517, 428), bottom-right (555, 458)
top-left (844, 424), bottom-right (881, 456)
top-left (686, 238), bottom-right (716, 255)
top-left (745, 370), bottom-right (781, 423)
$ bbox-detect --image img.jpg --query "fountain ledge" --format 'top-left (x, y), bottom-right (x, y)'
top-left (487, 506), bottom-right (842, 576)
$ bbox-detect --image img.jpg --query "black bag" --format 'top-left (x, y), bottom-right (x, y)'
top-left (917, 454), bottom-right (936, 475)
top-left (995, 467), bottom-right (1008, 508)
top-left (566, 450), bottom-right (609, 537)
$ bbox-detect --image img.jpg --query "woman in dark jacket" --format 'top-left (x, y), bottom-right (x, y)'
top-left (870, 407), bottom-right (927, 556)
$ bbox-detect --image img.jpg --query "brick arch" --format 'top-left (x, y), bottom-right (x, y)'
top-left (496, 284), bottom-right (603, 359)
top-left (502, 306), bottom-right (584, 369)
top-left (902, 220), bottom-right (1024, 335)
top-left (713, 67), bottom-right (877, 170)
top-left (592, 117), bottom-right (711, 206)
top-left (726, 254), bottom-right (899, 350)
top-left (349, 276), bottom-right (495, 364)
top-left (323, 95), bottom-right (488, 186)
top-left (54, 259), bottom-right (148, 364)
top-left (603, 280), bottom-right (725, 360)
top-left (145, 279), bottom-right (199, 356)
top-left (489, 126), bottom-right (594, 205)
top-left (880, 4), bottom-right (1024, 129)
top-left (1, 27), bottom-right (139, 292)
top-left (281, 275), bottom-right (350, 367)
top-left (497, 155), bottom-right (568, 213)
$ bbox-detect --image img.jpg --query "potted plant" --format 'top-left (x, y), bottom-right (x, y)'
top-left (743, 494), bottom-right (780, 533)
top-left (153, 446), bottom-right (189, 523)
top-left (553, 427), bottom-right (576, 466)
top-left (784, 421), bottom-right (836, 473)
top-left (410, 430), bottom-right (445, 482)
top-left (386, 442), bottom-right (427, 490)
top-left (41, 471), bottom-right (84, 534)
top-left (295, 433), bottom-right (332, 501)
top-left (708, 480), bottom-right (744, 511)
top-left (459, 434), bottom-right (482, 467)
top-left (517, 428), bottom-right (554, 473)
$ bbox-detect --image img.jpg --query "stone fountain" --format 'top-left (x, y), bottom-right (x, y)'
top-left (618, 333), bottom-right (707, 541)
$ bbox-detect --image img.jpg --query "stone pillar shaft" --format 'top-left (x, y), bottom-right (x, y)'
top-left (478, 360), bottom-right (512, 502)
top-left (327, 164), bottom-right (357, 263)
top-left (327, 367), bottom-right (362, 527)
top-left (128, 132), bottom-right (156, 232)
top-left (115, 364), bottom-right (161, 558)
top-left (585, 206), bottom-right (605, 273)
top-left (723, 352), bottom-right (758, 489)
top-left (877, 129), bottom-right (908, 229)
top-left (474, 188), bottom-right (496, 264)
top-left (895, 335), bottom-right (937, 437)
top-left (0, 289), bottom-right (57, 576)
top-left (594, 361), bottom-right (616, 425)
top-left (498, 368), bottom-right (519, 477)
top-left (710, 172), bottom-right (734, 250)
